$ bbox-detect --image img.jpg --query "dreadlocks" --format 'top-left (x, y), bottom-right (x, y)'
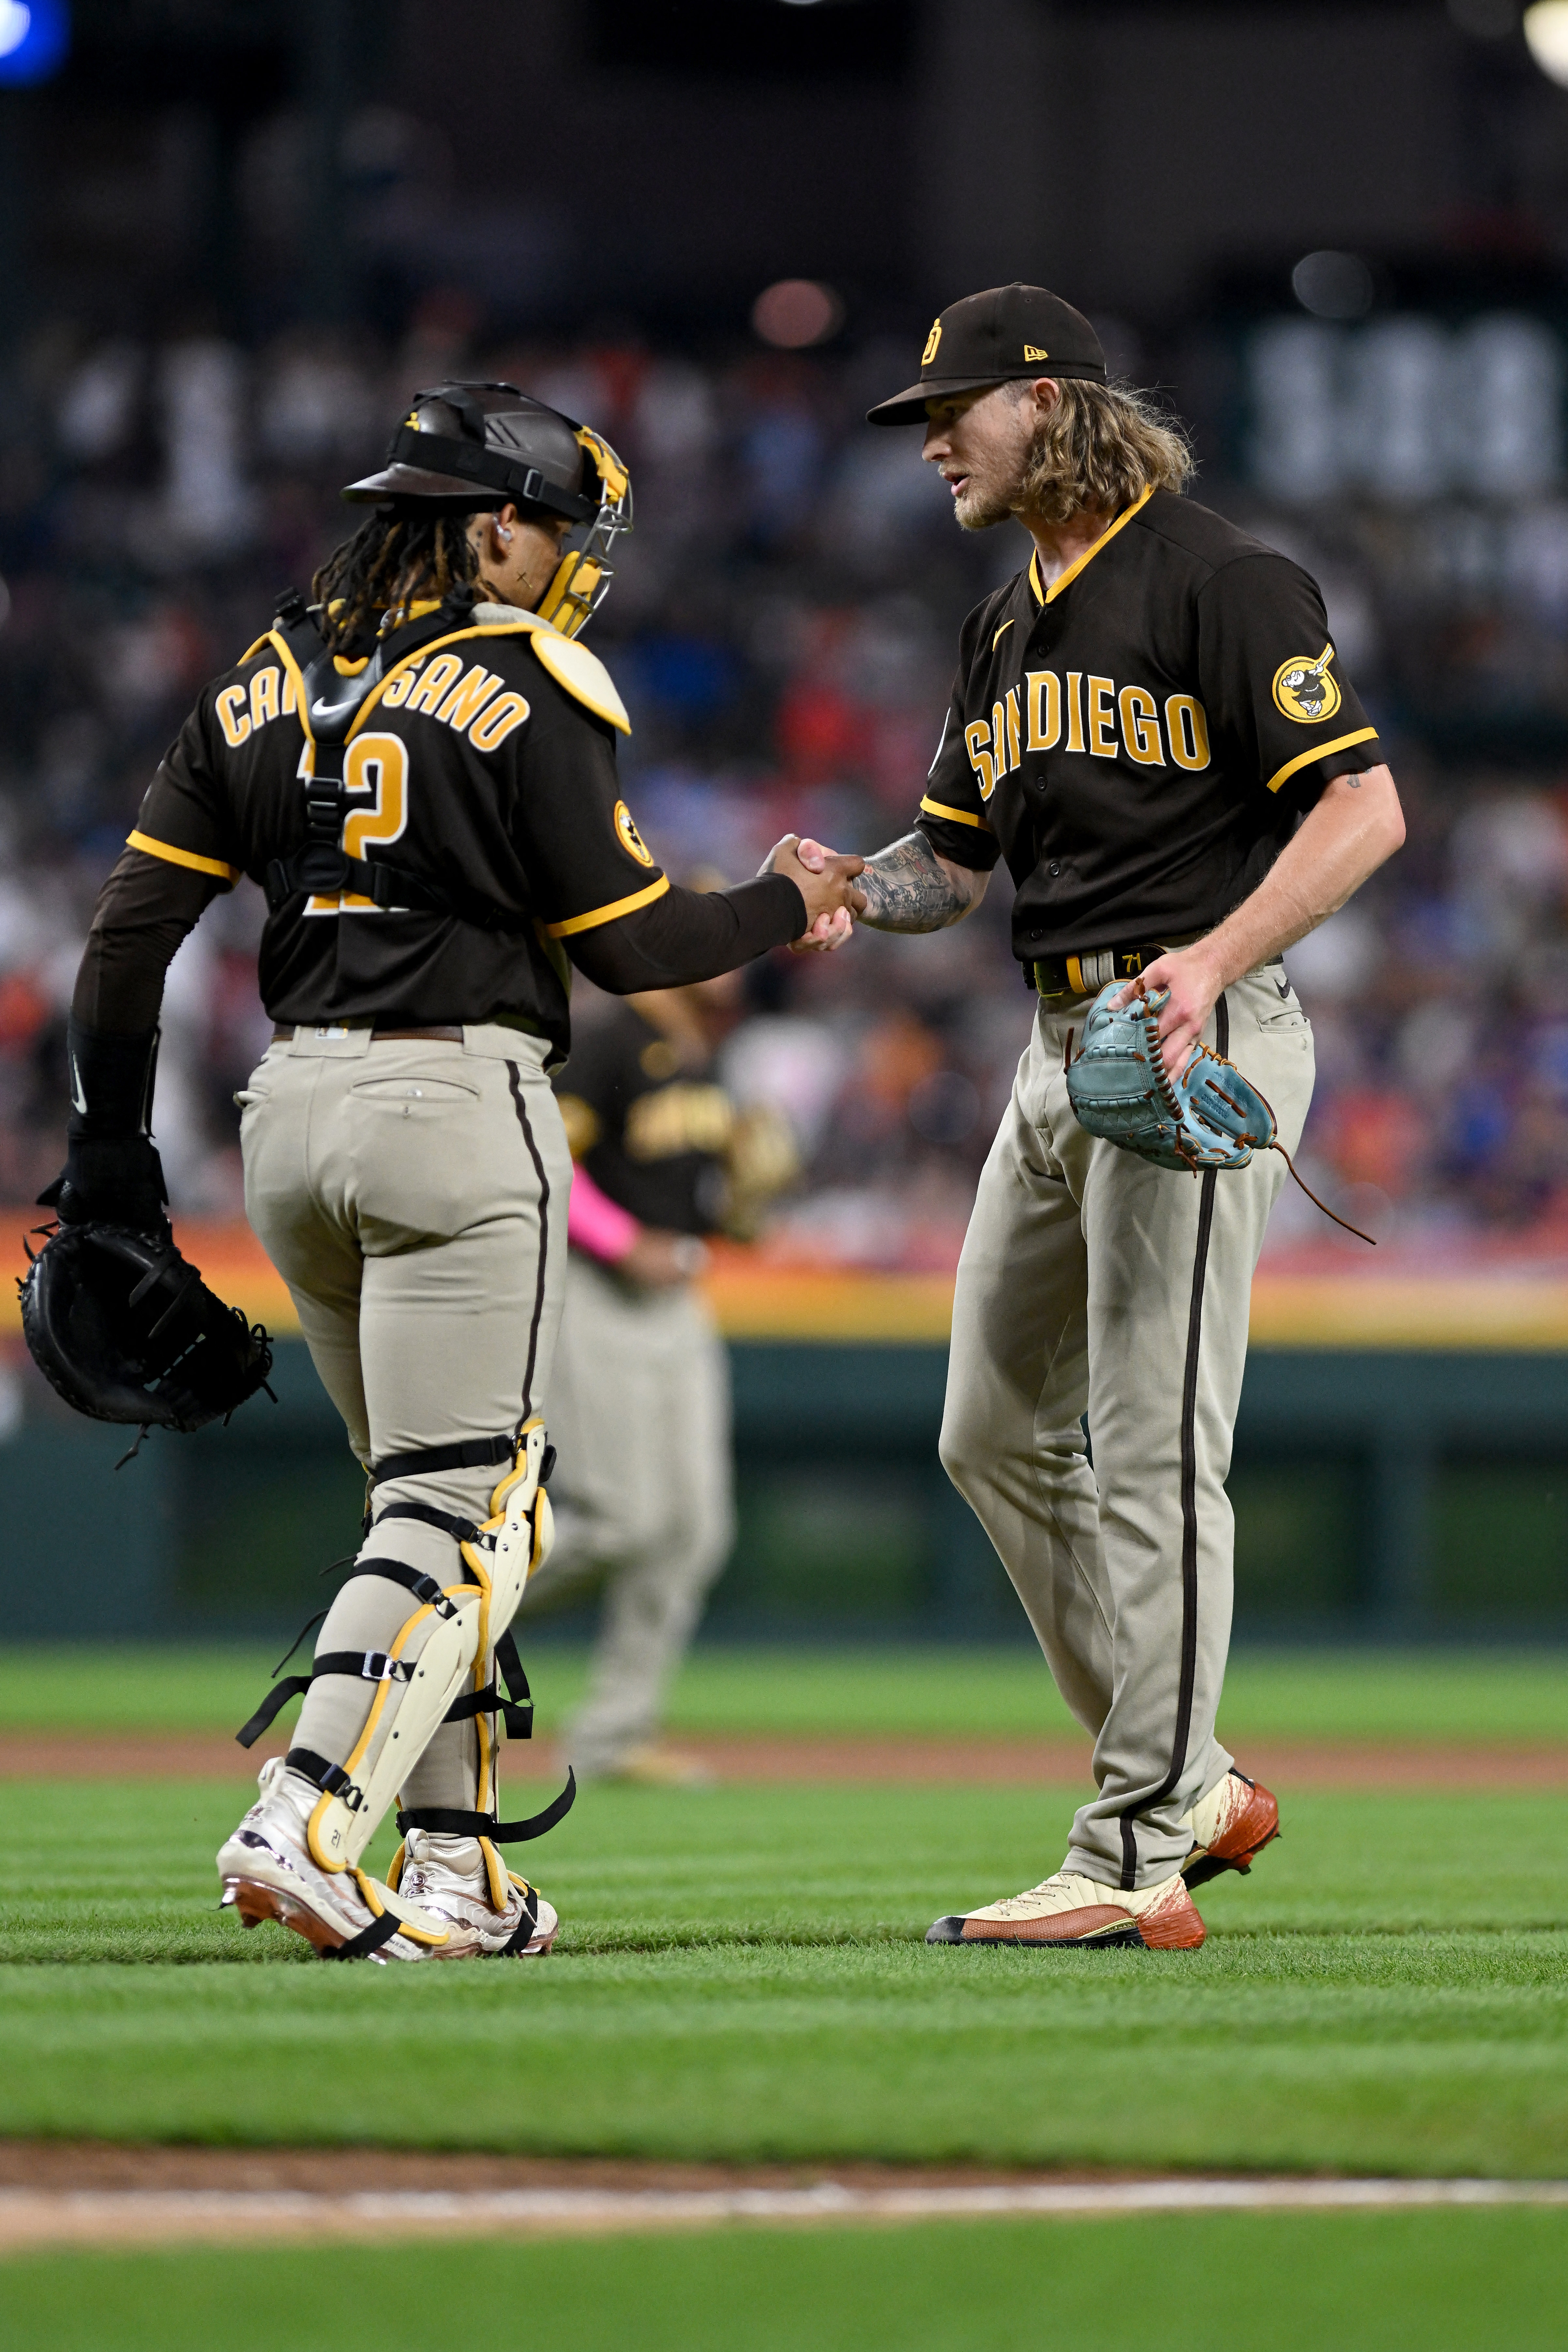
top-left (311, 508), bottom-right (483, 652)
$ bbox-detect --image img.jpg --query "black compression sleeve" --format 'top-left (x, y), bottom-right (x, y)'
top-left (567, 874), bottom-right (807, 993)
top-left (71, 846), bottom-right (216, 1034)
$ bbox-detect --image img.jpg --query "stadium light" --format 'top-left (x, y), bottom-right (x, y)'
top-left (1524, 1), bottom-right (1568, 83)
top-left (1291, 250), bottom-right (1375, 321)
top-left (0, 0), bottom-right (68, 85)
top-left (752, 279), bottom-right (844, 349)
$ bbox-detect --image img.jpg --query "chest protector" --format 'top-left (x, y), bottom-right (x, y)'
top-left (261, 587), bottom-right (528, 934)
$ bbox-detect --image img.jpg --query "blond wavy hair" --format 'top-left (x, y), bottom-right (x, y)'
top-left (1015, 378), bottom-right (1194, 525)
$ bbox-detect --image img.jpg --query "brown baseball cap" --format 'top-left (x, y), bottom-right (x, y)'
top-left (866, 283), bottom-right (1107, 427)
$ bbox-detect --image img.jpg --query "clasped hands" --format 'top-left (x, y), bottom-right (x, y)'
top-left (762, 836), bottom-right (864, 953)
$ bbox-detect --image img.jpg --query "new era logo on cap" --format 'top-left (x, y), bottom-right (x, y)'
top-left (866, 283), bottom-right (1106, 427)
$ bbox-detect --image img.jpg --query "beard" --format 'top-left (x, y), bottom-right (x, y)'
top-left (951, 471), bottom-right (1019, 531)
top-left (951, 403), bottom-right (1058, 530)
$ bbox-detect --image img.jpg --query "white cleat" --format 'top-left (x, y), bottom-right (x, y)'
top-left (927, 1867), bottom-right (1206, 1950)
top-left (394, 1830), bottom-right (559, 1959)
top-left (217, 1756), bottom-right (434, 1963)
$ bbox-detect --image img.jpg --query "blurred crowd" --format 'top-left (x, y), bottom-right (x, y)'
top-left (4, 308), bottom-right (1568, 1266)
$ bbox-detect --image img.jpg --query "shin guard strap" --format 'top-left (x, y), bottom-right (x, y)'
top-left (442, 1630), bottom-right (534, 1739)
top-left (373, 1499), bottom-right (484, 1545)
top-left (236, 1652), bottom-right (415, 1749)
top-left (353, 1558), bottom-right (462, 1616)
top-left (497, 1883), bottom-right (540, 1957)
top-left (285, 1747), bottom-right (365, 1811)
top-left (397, 1768), bottom-right (576, 1846)
top-left (236, 1674), bottom-right (312, 1748)
top-left (321, 1909), bottom-right (403, 1962)
top-left (370, 1433), bottom-right (516, 1487)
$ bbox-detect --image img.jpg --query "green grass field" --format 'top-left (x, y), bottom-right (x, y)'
top-left (6, 2212), bottom-right (1568, 2352)
top-left (2, 1643), bottom-right (1565, 2345)
top-left (1, 1646), bottom-right (1566, 2176)
top-left (5, 1639), bottom-right (1568, 1741)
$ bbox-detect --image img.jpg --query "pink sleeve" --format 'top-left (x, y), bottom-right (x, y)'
top-left (566, 1163), bottom-right (640, 1264)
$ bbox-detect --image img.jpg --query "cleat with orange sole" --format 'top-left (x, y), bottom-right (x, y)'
top-left (1182, 1768), bottom-right (1280, 1890)
top-left (928, 1869), bottom-right (1205, 1950)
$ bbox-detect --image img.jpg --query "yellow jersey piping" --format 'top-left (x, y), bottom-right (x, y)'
top-left (258, 617), bottom-right (546, 747)
top-left (546, 874), bottom-right (671, 937)
top-left (1264, 727), bottom-right (1378, 797)
top-left (1029, 485), bottom-right (1154, 606)
top-left (992, 618), bottom-right (1014, 648)
top-left (920, 795), bottom-right (991, 831)
top-left (342, 622), bottom-right (542, 742)
top-left (127, 830), bottom-right (240, 882)
top-left (266, 628), bottom-right (314, 744)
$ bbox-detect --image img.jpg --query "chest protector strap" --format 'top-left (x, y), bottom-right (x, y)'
top-left (261, 590), bottom-right (529, 934)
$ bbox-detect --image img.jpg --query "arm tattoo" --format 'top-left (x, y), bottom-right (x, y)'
top-left (855, 831), bottom-right (974, 933)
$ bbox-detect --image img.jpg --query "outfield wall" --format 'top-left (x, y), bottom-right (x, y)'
top-left (5, 1335), bottom-right (1568, 1644)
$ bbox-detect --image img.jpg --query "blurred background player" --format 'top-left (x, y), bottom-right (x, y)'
top-left (522, 949), bottom-right (797, 1783)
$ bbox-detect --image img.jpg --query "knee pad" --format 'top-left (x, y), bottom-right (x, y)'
top-left (236, 1418), bottom-right (569, 1877)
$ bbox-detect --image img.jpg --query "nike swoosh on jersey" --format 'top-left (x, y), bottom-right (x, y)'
top-left (69, 1054), bottom-right (88, 1115)
top-left (1274, 976), bottom-right (1291, 1000)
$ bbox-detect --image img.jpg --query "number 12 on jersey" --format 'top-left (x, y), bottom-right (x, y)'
top-left (302, 736), bottom-right (409, 915)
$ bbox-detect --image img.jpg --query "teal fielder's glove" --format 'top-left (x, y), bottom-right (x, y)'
top-left (1064, 979), bottom-right (1373, 1240)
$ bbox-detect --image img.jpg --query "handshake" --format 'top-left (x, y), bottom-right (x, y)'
top-left (762, 835), bottom-right (867, 954)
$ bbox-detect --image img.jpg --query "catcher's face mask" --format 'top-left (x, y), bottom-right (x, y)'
top-left (342, 382), bottom-right (633, 641)
top-left (533, 422), bottom-right (632, 639)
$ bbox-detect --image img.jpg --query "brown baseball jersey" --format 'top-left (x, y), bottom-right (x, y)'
top-left (81, 604), bottom-right (804, 1056)
top-left (914, 488), bottom-right (1379, 973)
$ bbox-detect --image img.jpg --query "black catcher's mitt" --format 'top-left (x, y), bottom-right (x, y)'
top-left (18, 1219), bottom-right (274, 1435)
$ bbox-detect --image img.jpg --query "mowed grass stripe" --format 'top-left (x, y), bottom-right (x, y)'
top-left (5, 2212), bottom-right (1568, 2351)
top-left (2, 1779), bottom-right (1567, 2175)
top-left (5, 1643), bottom-right (1568, 1742)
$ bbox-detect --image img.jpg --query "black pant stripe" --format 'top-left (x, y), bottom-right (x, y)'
top-left (505, 1060), bottom-right (551, 1423)
top-left (1117, 989), bottom-right (1228, 1892)
top-left (1118, 1816), bottom-right (1138, 1893)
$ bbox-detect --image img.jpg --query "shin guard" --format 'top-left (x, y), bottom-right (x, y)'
top-left (240, 1419), bottom-right (566, 1877)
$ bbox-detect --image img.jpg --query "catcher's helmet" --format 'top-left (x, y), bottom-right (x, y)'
top-left (342, 381), bottom-right (632, 640)
top-left (19, 1221), bottom-right (274, 1437)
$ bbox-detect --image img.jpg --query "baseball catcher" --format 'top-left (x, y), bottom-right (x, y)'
top-left (43, 379), bottom-right (862, 1961)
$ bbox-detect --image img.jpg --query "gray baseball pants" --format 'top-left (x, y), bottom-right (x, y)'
top-left (939, 965), bottom-right (1314, 1889)
top-left (239, 1022), bottom-right (572, 1814)
top-left (520, 1252), bottom-right (735, 1774)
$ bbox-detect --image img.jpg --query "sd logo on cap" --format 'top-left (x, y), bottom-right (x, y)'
top-left (868, 284), bottom-right (1106, 427)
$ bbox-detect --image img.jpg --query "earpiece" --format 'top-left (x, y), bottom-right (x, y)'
top-left (496, 526), bottom-right (513, 543)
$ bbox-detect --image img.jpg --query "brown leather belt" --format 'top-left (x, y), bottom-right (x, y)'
top-left (272, 1022), bottom-right (464, 1044)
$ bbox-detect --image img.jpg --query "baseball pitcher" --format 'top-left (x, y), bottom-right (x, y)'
top-left (794, 286), bottom-right (1404, 1950)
